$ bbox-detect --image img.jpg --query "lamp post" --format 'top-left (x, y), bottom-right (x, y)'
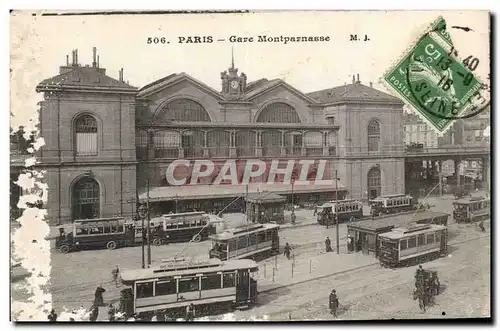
top-left (335, 169), bottom-right (340, 254)
top-left (145, 128), bottom-right (155, 267)
top-left (137, 204), bottom-right (147, 269)
top-left (291, 178), bottom-right (296, 225)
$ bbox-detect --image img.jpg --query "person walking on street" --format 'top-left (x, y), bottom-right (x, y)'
top-left (94, 285), bottom-right (106, 306)
top-left (89, 304), bottom-right (99, 322)
top-left (107, 303), bottom-right (116, 322)
top-left (329, 289), bottom-right (339, 318)
top-left (185, 303), bottom-right (195, 321)
top-left (313, 206), bottom-right (318, 216)
top-left (347, 234), bottom-right (354, 253)
top-left (284, 243), bottom-right (292, 260)
top-left (112, 265), bottom-right (120, 287)
top-left (325, 237), bottom-right (332, 253)
top-left (47, 309), bottom-right (57, 322)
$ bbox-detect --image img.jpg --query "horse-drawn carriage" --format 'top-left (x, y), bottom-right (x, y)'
top-left (413, 267), bottom-right (440, 312)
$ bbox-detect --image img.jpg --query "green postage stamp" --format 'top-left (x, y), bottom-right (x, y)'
top-left (383, 17), bottom-right (490, 135)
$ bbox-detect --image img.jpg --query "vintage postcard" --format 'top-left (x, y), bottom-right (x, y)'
top-left (10, 10), bottom-right (491, 322)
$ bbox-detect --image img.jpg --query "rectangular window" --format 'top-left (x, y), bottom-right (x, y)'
top-left (178, 277), bottom-right (199, 293)
top-left (201, 274), bottom-right (221, 291)
top-left (238, 236), bottom-right (248, 249)
top-left (249, 234), bottom-right (258, 246)
top-left (407, 237), bottom-right (417, 249)
top-left (228, 240), bottom-right (237, 251)
top-left (155, 279), bottom-right (177, 296)
top-left (223, 272), bottom-right (236, 288)
top-left (76, 132), bottom-right (98, 156)
top-left (418, 234), bottom-right (425, 246)
top-left (89, 227), bottom-right (103, 235)
top-left (426, 234), bottom-right (435, 244)
top-left (136, 282), bottom-right (154, 298)
top-left (400, 240), bottom-right (408, 250)
top-left (257, 231), bottom-right (267, 243)
top-left (435, 232), bottom-right (441, 242)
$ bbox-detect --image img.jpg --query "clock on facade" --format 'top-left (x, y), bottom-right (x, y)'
top-left (230, 80), bottom-right (239, 89)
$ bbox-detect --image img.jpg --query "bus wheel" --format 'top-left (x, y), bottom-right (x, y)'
top-left (106, 241), bottom-right (117, 250)
top-left (193, 235), bottom-right (202, 243)
top-left (152, 237), bottom-right (163, 246)
top-left (59, 245), bottom-right (70, 254)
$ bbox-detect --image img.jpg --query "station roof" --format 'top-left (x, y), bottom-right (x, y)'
top-left (307, 81), bottom-right (402, 105)
top-left (138, 181), bottom-right (346, 202)
top-left (37, 65), bottom-right (137, 94)
top-left (245, 191), bottom-right (286, 203)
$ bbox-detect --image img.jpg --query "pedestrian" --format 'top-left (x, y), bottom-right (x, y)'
top-left (329, 289), bottom-right (339, 318)
top-left (47, 309), bottom-right (57, 322)
top-left (291, 212), bottom-right (296, 225)
top-left (284, 242), bottom-right (292, 259)
top-left (89, 304), bottom-right (99, 322)
top-left (313, 206), bottom-right (318, 216)
top-left (479, 220), bottom-right (485, 232)
top-left (112, 265), bottom-right (120, 287)
top-left (107, 303), bottom-right (116, 322)
top-left (325, 237), bottom-right (332, 253)
top-left (185, 303), bottom-right (195, 321)
top-left (94, 284), bottom-right (106, 306)
top-left (347, 235), bottom-right (354, 253)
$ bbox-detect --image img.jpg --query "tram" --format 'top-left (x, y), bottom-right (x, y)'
top-left (378, 224), bottom-right (448, 267)
top-left (317, 199), bottom-right (363, 225)
top-left (209, 223), bottom-right (280, 261)
top-left (369, 194), bottom-right (419, 216)
top-left (55, 217), bottom-right (136, 253)
top-left (452, 196), bottom-right (490, 223)
top-left (118, 258), bottom-right (258, 320)
top-left (141, 212), bottom-right (216, 246)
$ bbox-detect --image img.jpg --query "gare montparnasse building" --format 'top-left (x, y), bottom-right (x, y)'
top-left (32, 48), bottom-right (405, 224)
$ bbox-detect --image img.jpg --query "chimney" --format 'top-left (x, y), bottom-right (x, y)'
top-left (119, 68), bottom-right (124, 82)
top-left (75, 49), bottom-right (78, 66)
top-left (97, 55), bottom-right (100, 68)
top-left (370, 82), bottom-right (373, 88)
top-left (357, 73), bottom-right (360, 83)
top-left (66, 55), bottom-right (69, 66)
top-left (352, 75), bottom-right (355, 84)
top-left (71, 50), bottom-right (76, 65)
top-left (92, 47), bottom-right (97, 68)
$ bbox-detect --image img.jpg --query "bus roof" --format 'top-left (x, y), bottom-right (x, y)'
top-left (210, 223), bottom-right (280, 241)
top-left (74, 217), bottom-right (125, 224)
top-left (162, 211), bottom-right (206, 218)
top-left (120, 258), bottom-right (258, 282)
top-left (379, 224), bottom-right (447, 240)
top-left (453, 197), bottom-right (490, 205)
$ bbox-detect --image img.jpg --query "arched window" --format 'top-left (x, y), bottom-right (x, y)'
top-left (75, 114), bottom-right (98, 156)
top-left (367, 167), bottom-right (381, 200)
top-left (157, 99), bottom-right (211, 122)
top-left (367, 119), bottom-right (380, 152)
top-left (72, 177), bottom-right (100, 220)
top-left (256, 102), bottom-right (301, 123)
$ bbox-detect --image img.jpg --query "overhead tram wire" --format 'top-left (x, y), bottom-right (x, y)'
top-left (406, 182), bottom-right (440, 226)
top-left (173, 194), bottom-right (245, 260)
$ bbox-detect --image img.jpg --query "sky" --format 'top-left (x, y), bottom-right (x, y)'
top-left (10, 10), bottom-right (490, 131)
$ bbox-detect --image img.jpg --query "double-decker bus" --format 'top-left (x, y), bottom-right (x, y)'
top-left (55, 217), bottom-right (136, 253)
top-left (209, 223), bottom-right (280, 261)
top-left (378, 224), bottom-right (448, 267)
top-left (118, 258), bottom-right (258, 320)
top-left (317, 199), bottom-right (363, 225)
top-left (369, 194), bottom-right (419, 216)
top-left (139, 212), bottom-right (217, 246)
top-left (453, 196), bottom-right (490, 223)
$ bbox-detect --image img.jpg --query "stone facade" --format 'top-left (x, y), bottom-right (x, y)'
top-left (29, 49), bottom-right (406, 224)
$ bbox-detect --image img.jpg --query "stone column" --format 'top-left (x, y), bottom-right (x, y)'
top-left (203, 131), bottom-right (209, 157)
top-left (438, 160), bottom-right (443, 196)
top-left (229, 130), bottom-right (237, 158)
top-left (301, 131), bottom-right (307, 156)
top-left (455, 158), bottom-right (461, 186)
top-left (280, 130), bottom-right (286, 157)
top-left (255, 130), bottom-right (262, 157)
top-left (147, 130), bottom-right (155, 159)
top-left (322, 131), bottom-right (329, 156)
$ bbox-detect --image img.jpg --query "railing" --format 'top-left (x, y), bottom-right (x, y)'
top-left (343, 146), bottom-right (406, 157)
top-left (405, 146), bottom-right (490, 155)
